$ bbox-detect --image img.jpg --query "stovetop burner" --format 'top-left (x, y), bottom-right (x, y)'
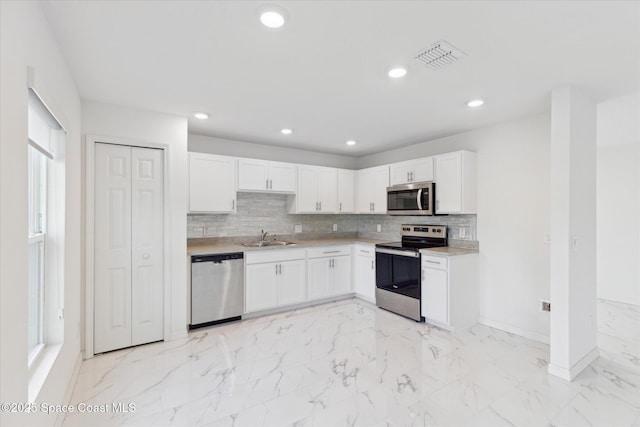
top-left (376, 224), bottom-right (448, 251)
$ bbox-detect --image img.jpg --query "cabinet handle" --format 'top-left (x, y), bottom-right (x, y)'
top-left (275, 264), bottom-right (279, 275)
top-left (424, 260), bottom-right (442, 265)
top-left (319, 201), bottom-right (322, 211)
top-left (279, 264), bottom-right (282, 274)
top-left (407, 171), bottom-right (410, 182)
top-left (371, 260), bottom-right (374, 269)
top-left (232, 199), bottom-right (235, 210)
top-left (324, 250), bottom-right (341, 254)
top-left (270, 179), bottom-right (273, 189)
top-left (359, 249), bottom-right (370, 253)
top-left (372, 202), bottom-right (375, 211)
top-left (339, 202), bottom-right (342, 212)
top-left (266, 179), bottom-right (269, 190)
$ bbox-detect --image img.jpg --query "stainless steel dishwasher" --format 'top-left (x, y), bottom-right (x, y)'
top-left (190, 252), bottom-right (244, 329)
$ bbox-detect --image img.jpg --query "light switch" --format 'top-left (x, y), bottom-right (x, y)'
top-left (377, 224), bottom-right (382, 232)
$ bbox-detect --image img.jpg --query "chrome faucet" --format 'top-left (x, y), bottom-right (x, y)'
top-left (259, 229), bottom-right (268, 242)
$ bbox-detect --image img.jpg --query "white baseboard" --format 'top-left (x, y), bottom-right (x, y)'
top-left (548, 347), bottom-right (600, 381)
top-left (478, 317), bottom-right (550, 344)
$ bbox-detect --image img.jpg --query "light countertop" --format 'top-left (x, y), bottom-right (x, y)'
top-left (188, 237), bottom-right (478, 257)
top-left (420, 247), bottom-right (479, 256)
top-left (188, 237), bottom-right (389, 256)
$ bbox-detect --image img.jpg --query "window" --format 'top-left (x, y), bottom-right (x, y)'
top-left (27, 89), bottom-right (64, 366)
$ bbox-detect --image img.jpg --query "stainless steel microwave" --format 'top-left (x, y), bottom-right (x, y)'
top-left (386, 181), bottom-right (435, 215)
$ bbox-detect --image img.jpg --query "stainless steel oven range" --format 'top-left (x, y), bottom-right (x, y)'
top-left (375, 225), bottom-right (447, 321)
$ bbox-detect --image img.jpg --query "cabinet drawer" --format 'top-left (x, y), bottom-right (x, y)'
top-left (422, 255), bottom-right (448, 270)
top-left (307, 245), bottom-right (351, 259)
top-left (353, 244), bottom-right (375, 257)
top-left (245, 248), bottom-right (306, 265)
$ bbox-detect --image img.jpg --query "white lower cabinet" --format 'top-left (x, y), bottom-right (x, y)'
top-left (353, 245), bottom-right (375, 303)
top-left (245, 249), bottom-right (306, 313)
top-left (307, 246), bottom-right (352, 300)
top-left (421, 253), bottom-right (478, 331)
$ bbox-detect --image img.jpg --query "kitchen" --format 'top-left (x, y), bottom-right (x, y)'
top-left (1, 1), bottom-right (639, 426)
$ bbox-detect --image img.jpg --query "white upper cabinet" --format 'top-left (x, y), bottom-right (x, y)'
top-left (238, 158), bottom-right (296, 193)
top-left (434, 150), bottom-right (476, 214)
top-left (293, 165), bottom-right (337, 213)
top-left (356, 165), bottom-right (389, 213)
top-left (337, 169), bottom-right (355, 213)
top-left (389, 157), bottom-right (434, 186)
top-left (189, 152), bottom-right (237, 213)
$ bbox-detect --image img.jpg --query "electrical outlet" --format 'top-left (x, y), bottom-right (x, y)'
top-left (540, 299), bottom-right (551, 312)
top-left (377, 224), bottom-right (382, 233)
top-left (294, 224), bottom-right (302, 233)
top-left (459, 228), bottom-right (466, 238)
top-left (332, 224), bottom-right (337, 232)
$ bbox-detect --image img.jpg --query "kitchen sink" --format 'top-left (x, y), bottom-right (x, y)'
top-left (242, 241), bottom-right (297, 247)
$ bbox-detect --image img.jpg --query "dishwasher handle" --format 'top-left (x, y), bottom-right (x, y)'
top-left (192, 252), bottom-right (244, 263)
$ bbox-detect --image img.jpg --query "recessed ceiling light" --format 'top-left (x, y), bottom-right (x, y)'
top-left (281, 128), bottom-right (292, 135)
top-left (260, 10), bottom-right (285, 28)
top-left (466, 99), bottom-right (485, 108)
top-left (388, 67), bottom-right (407, 78)
top-left (346, 140), bottom-right (357, 146)
top-left (194, 112), bottom-right (209, 120)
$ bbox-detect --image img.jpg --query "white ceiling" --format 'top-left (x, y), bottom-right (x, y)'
top-left (42, 1), bottom-right (640, 156)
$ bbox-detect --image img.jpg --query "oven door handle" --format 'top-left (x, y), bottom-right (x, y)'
top-left (417, 188), bottom-right (423, 211)
top-left (375, 248), bottom-right (420, 258)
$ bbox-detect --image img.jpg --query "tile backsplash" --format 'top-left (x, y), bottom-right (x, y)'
top-left (188, 192), bottom-right (477, 245)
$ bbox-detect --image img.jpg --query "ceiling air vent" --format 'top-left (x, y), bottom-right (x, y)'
top-left (415, 40), bottom-right (466, 70)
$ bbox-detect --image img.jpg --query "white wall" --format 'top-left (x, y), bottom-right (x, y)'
top-left (189, 133), bottom-right (358, 169)
top-left (358, 114), bottom-right (552, 341)
top-left (597, 93), bottom-right (640, 305)
top-left (1, 2), bottom-right (83, 426)
top-left (82, 101), bottom-right (189, 342)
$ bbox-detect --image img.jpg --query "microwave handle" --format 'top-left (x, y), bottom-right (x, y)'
top-left (417, 188), bottom-right (423, 211)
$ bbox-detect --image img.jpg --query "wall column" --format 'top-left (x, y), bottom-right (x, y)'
top-left (548, 86), bottom-right (598, 380)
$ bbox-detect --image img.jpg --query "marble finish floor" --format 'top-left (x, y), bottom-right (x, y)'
top-left (64, 299), bottom-right (640, 426)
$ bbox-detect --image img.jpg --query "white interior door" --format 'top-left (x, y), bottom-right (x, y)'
top-left (131, 147), bottom-right (164, 346)
top-left (94, 143), bottom-right (164, 354)
top-left (94, 143), bottom-right (133, 354)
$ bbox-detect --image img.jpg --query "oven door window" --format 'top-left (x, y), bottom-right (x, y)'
top-left (387, 189), bottom-right (419, 212)
top-left (375, 252), bottom-right (421, 298)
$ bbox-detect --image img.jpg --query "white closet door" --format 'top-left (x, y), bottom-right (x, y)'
top-left (94, 143), bottom-right (133, 354)
top-left (131, 147), bottom-right (164, 346)
top-left (94, 143), bottom-right (164, 354)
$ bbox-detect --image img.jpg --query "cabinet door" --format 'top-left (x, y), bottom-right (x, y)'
top-left (355, 169), bottom-right (373, 213)
top-left (331, 255), bottom-right (352, 296)
top-left (279, 259), bottom-right (306, 306)
top-left (269, 161), bottom-right (296, 192)
top-left (413, 157), bottom-right (434, 183)
top-left (354, 254), bottom-right (375, 301)
top-left (307, 257), bottom-right (330, 300)
top-left (189, 153), bottom-right (236, 212)
top-left (238, 159), bottom-right (270, 191)
top-left (317, 167), bottom-right (338, 213)
top-left (435, 152), bottom-right (462, 214)
top-left (337, 169), bottom-right (354, 213)
top-left (390, 161), bottom-right (413, 185)
top-left (422, 268), bottom-right (448, 324)
top-left (296, 166), bottom-right (319, 212)
top-left (371, 166), bottom-right (390, 213)
top-left (245, 263), bottom-right (278, 313)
